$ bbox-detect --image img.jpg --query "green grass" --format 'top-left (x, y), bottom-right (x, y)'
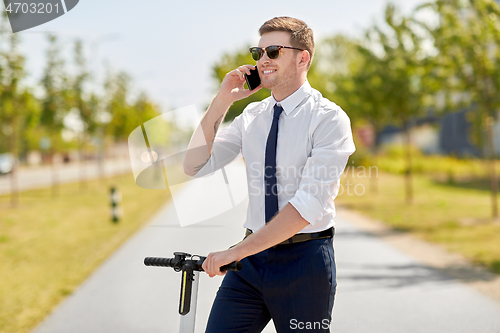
top-left (351, 144), bottom-right (491, 179)
top-left (337, 169), bottom-right (500, 274)
top-left (0, 173), bottom-right (170, 333)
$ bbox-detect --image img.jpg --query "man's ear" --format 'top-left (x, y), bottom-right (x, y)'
top-left (298, 50), bottom-right (310, 68)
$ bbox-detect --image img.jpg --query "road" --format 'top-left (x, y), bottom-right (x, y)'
top-left (33, 185), bottom-right (500, 332)
top-left (0, 158), bottom-right (131, 195)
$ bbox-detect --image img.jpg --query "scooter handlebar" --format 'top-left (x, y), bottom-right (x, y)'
top-left (144, 255), bottom-right (242, 272)
top-left (144, 253), bottom-right (242, 316)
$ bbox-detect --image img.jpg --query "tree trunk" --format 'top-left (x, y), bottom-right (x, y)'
top-left (485, 115), bottom-right (498, 219)
top-left (79, 142), bottom-right (87, 192)
top-left (97, 147), bottom-right (105, 182)
top-left (370, 123), bottom-right (380, 194)
top-left (404, 121), bottom-right (413, 204)
top-left (51, 151), bottom-right (59, 197)
top-left (8, 126), bottom-right (19, 208)
top-left (9, 156), bottom-right (19, 208)
top-left (97, 130), bottom-right (105, 181)
top-left (370, 154), bottom-right (378, 194)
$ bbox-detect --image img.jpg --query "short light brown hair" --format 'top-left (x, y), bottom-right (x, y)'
top-left (259, 17), bottom-right (314, 68)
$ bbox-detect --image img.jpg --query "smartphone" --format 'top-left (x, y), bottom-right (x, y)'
top-left (244, 66), bottom-right (261, 91)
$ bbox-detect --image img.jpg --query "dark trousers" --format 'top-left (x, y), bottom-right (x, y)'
top-left (205, 237), bottom-right (336, 332)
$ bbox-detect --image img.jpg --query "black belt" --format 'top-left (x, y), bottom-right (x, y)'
top-left (245, 227), bottom-right (334, 246)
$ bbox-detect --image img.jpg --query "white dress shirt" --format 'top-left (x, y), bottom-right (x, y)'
top-left (196, 80), bottom-right (355, 233)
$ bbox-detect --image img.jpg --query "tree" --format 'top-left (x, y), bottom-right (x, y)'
top-left (40, 34), bottom-right (71, 196)
top-left (419, 0), bottom-right (500, 219)
top-left (312, 35), bottom-right (392, 193)
top-left (104, 71), bottom-right (161, 140)
top-left (0, 25), bottom-right (39, 206)
top-left (357, 3), bottom-right (436, 203)
top-left (70, 39), bottom-right (95, 189)
top-left (307, 35), bottom-right (363, 103)
top-left (133, 91), bottom-right (163, 125)
top-left (104, 70), bottom-right (134, 141)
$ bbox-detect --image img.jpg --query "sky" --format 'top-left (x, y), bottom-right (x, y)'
top-left (12, 0), bottom-right (429, 115)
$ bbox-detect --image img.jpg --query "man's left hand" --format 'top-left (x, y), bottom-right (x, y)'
top-left (202, 249), bottom-right (240, 278)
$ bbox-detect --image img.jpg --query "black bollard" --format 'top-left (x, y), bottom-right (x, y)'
top-left (110, 186), bottom-right (121, 223)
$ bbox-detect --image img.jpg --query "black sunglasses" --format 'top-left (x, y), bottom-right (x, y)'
top-left (249, 45), bottom-right (304, 61)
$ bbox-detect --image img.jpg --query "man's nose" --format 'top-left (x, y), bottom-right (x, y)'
top-left (259, 52), bottom-right (271, 65)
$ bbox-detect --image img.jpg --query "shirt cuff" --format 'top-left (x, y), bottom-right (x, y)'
top-left (289, 189), bottom-right (324, 226)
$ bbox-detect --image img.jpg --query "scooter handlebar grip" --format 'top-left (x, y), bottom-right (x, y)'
top-left (220, 261), bottom-right (242, 272)
top-left (145, 256), bottom-right (242, 272)
top-left (195, 257), bottom-right (242, 272)
top-left (144, 257), bottom-right (174, 267)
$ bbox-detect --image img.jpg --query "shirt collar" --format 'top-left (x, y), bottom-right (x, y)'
top-left (271, 80), bottom-right (312, 116)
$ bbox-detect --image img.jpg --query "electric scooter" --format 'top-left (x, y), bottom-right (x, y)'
top-left (144, 252), bottom-right (242, 333)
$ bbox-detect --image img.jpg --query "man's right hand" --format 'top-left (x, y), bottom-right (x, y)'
top-left (183, 65), bottom-right (261, 177)
top-left (217, 65), bottom-right (262, 103)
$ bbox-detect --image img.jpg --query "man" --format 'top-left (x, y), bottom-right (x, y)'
top-left (184, 17), bottom-right (355, 332)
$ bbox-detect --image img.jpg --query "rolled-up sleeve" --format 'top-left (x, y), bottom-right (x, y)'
top-left (193, 114), bottom-right (243, 178)
top-left (289, 108), bottom-right (355, 225)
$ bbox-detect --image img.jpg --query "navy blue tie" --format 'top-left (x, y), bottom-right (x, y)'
top-left (264, 104), bottom-right (283, 223)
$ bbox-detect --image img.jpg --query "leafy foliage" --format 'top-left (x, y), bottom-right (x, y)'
top-left (418, 0), bottom-right (500, 217)
top-left (0, 30), bottom-right (39, 156)
top-left (39, 35), bottom-right (70, 152)
top-left (419, 0), bottom-right (500, 152)
top-left (103, 71), bottom-right (160, 141)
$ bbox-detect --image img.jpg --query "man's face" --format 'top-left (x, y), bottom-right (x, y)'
top-left (257, 31), bottom-right (301, 92)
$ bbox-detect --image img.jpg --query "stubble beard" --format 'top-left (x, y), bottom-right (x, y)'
top-left (266, 62), bottom-right (298, 99)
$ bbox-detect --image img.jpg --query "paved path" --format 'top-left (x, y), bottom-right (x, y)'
top-left (0, 158), bottom-right (131, 195)
top-left (33, 194), bottom-right (500, 332)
